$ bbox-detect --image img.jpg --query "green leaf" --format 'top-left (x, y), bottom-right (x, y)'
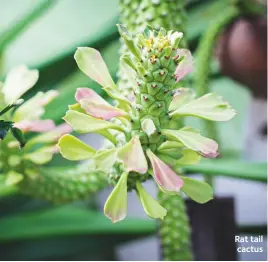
top-left (157, 140), bottom-right (184, 152)
top-left (175, 148), bottom-right (201, 166)
top-left (24, 146), bottom-right (54, 164)
top-left (117, 136), bottom-right (148, 174)
top-left (136, 182), bottom-right (167, 220)
top-left (63, 110), bottom-right (124, 133)
top-left (57, 134), bottom-right (96, 161)
top-left (104, 172), bottom-right (128, 223)
top-left (5, 171), bottom-right (23, 185)
top-left (181, 176), bottom-right (213, 204)
top-left (74, 47), bottom-right (116, 88)
top-left (2, 65), bottom-right (39, 105)
top-left (162, 128), bottom-right (218, 158)
top-left (93, 148), bottom-right (118, 172)
top-left (0, 205), bottom-right (156, 241)
top-left (170, 93), bottom-right (236, 121)
top-left (169, 88), bottom-right (195, 112)
top-left (0, 175), bottom-right (18, 196)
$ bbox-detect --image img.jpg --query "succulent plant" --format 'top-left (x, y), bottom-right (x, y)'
top-left (0, 65), bottom-right (106, 202)
top-left (58, 25), bottom-right (236, 223)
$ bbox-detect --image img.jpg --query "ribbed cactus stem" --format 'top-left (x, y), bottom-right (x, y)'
top-left (158, 192), bottom-right (192, 261)
top-left (19, 167), bottom-right (107, 203)
top-left (119, 0), bottom-right (193, 260)
top-left (195, 6), bottom-right (239, 185)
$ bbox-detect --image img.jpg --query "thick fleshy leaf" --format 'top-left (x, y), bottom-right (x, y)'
top-left (169, 88), bottom-right (195, 112)
top-left (26, 123), bottom-right (72, 147)
top-left (14, 120), bottom-right (55, 133)
top-left (103, 87), bottom-right (131, 110)
top-left (63, 110), bottom-right (124, 134)
top-left (118, 136), bottom-right (148, 174)
top-left (24, 146), bottom-right (55, 164)
top-left (75, 88), bottom-right (106, 104)
top-left (170, 93), bottom-right (236, 121)
top-left (80, 99), bottom-right (128, 120)
top-left (162, 128), bottom-right (219, 158)
top-left (181, 176), bottom-right (213, 203)
top-left (176, 149), bottom-right (201, 166)
top-left (74, 47), bottom-right (116, 88)
top-left (158, 140), bottom-right (184, 152)
top-left (146, 149), bottom-right (184, 193)
top-left (175, 49), bottom-right (194, 82)
top-left (13, 90), bottom-right (58, 122)
top-left (141, 119), bottom-right (156, 137)
top-left (136, 182), bottom-right (167, 220)
top-left (75, 88), bottom-right (128, 120)
top-left (104, 172), bottom-right (128, 223)
top-left (5, 171), bottom-right (23, 185)
top-left (57, 134), bottom-right (96, 161)
top-left (93, 148), bottom-right (118, 172)
top-left (2, 65), bottom-right (39, 105)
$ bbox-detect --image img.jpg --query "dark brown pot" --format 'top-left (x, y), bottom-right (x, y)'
top-left (216, 16), bottom-right (267, 98)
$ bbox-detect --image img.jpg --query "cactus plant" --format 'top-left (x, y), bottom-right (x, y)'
top-left (58, 25), bottom-right (236, 223)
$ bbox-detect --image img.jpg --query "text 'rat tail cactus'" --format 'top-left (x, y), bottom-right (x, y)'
top-left (58, 25), bottom-right (236, 223)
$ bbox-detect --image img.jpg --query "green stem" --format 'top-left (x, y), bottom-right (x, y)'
top-left (195, 6), bottom-right (240, 185)
top-left (0, 0), bottom-right (57, 53)
top-left (119, 0), bottom-right (193, 260)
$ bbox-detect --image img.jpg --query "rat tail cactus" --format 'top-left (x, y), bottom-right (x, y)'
top-left (58, 25), bottom-right (236, 223)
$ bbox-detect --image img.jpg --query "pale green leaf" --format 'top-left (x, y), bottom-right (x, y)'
top-left (63, 110), bottom-right (124, 133)
top-left (170, 93), bottom-right (236, 121)
top-left (74, 47), bottom-right (116, 88)
top-left (57, 134), bottom-right (96, 161)
top-left (136, 182), bottom-right (167, 219)
top-left (181, 176), bottom-right (213, 203)
top-left (104, 172), bottom-right (128, 223)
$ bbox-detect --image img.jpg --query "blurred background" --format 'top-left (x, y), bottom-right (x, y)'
top-left (0, 0), bottom-right (267, 261)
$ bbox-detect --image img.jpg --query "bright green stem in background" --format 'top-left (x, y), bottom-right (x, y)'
top-left (119, 0), bottom-right (192, 260)
top-left (0, 0), bottom-right (57, 54)
top-left (195, 5), bottom-right (240, 186)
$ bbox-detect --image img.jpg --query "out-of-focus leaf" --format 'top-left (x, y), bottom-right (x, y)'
top-left (183, 159), bottom-right (267, 182)
top-left (43, 41), bottom-right (120, 124)
top-left (0, 176), bottom-right (18, 197)
top-left (0, 205), bottom-right (156, 241)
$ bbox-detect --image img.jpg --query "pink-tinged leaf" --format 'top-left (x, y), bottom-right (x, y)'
top-left (118, 136), bottom-right (148, 174)
top-left (146, 149), bottom-right (184, 193)
top-left (162, 129), bottom-right (219, 158)
top-left (75, 88), bottom-right (107, 104)
top-left (25, 123), bottom-right (72, 148)
top-left (175, 49), bottom-right (194, 82)
top-left (75, 88), bottom-right (128, 120)
top-left (80, 99), bottom-right (128, 120)
top-left (74, 47), bottom-right (116, 88)
top-left (14, 120), bottom-right (55, 133)
top-left (104, 172), bottom-right (128, 223)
